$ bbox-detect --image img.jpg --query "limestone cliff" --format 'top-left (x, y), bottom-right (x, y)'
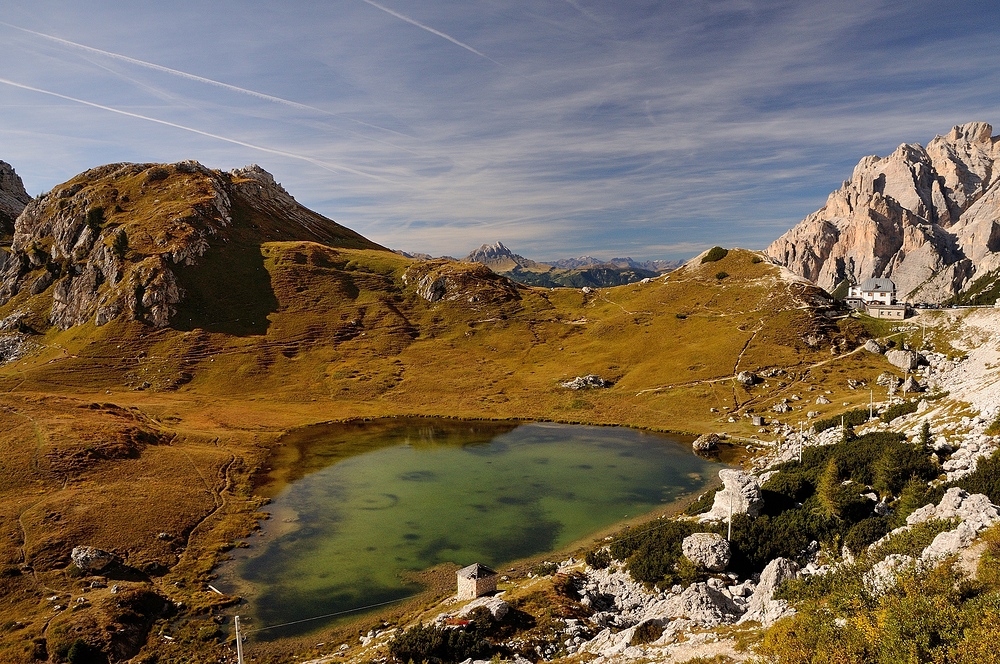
top-left (767, 122), bottom-right (1000, 302)
top-left (0, 160), bottom-right (32, 238)
top-left (0, 161), bottom-right (383, 329)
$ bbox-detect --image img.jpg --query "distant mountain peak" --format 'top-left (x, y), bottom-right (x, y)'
top-left (466, 241), bottom-right (515, 261)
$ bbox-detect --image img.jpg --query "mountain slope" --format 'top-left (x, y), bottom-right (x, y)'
top-left (0, 161), bottom-right (384, 332)
top-left (767, 122), bottom-right (1000, 302)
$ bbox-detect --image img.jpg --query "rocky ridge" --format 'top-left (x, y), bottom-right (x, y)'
top-left (767, 122), bottom-right (1000, 302)
top-left (462, 241), bottom-right (667, 289)
top-left (0, 160), bottom-right (32, 237)
top-left (0, 160), bottom-right (382, 330)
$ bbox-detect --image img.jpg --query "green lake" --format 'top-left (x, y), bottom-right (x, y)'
top-left (222, 418), bottom-right (726, 637)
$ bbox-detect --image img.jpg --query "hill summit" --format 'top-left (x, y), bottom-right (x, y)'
top-left (0, 161), bottom-right (383, 330)
top-left (767, 121), bottom-right (1000, 303)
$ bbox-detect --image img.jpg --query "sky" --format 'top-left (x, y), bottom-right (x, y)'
top-left (1, 0), bottom-right (999, 261)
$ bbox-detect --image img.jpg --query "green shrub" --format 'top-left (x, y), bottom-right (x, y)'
top-left (845, 516), bottom-right (890, 554)
top-left (67, 639), bottom-right (106, 664)
top-left (952, 449), bottom-right (1000, 503)
top-left (881, 400), bottom-right (919, 422)
top-left (609, 519), bottom-right (702, 586)
top-left (85, 207), bottom-right (105, 232)
top-left (629, 620), bottom-right (665, 646)
top-left (869, 519), bottom-right (957, 560)
top-left (389, 621), bottom-right (493, 664)
top-left (675, 313), bottom-right (687, 319)
top-left (813, 408), bottom-right (870, 433)
top-left (531, 561), bottom-right (558, 576)
top-left (585, 548), bottom-right (611, 569)
top-left (715, 271), bottom-right (729, 280)
top-left (891, 478), bottom-right (944, 528)
top-left (701, 246), bottom-right (728, 263)
top-left (751, 256), bottom-right (763, 264)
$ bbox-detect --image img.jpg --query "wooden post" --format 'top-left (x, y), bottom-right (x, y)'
top-left (235, 615), bottom-right (244, 664)
top-left (727, 487), bottom-right (733, 542)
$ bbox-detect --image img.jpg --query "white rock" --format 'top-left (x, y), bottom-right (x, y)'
top-left (738, 557), bottom-right (800, 626)
top-left (699, 469), bottom-right (764, 522)
top-left (682, 533), bottom-right (731, 572)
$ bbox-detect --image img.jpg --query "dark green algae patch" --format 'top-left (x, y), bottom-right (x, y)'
top-left (222, 418), bottom-right (727, 638)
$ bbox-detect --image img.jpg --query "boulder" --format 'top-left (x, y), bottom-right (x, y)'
top-left (682, 533), bottom-right (731, 572)
top-left (864, 339), bottom-right (884, 354)
top-left (886, 349), bottom-right (920, 371)
top-left (561, 374), bottom-right (611, 390)
top-left (699, 469), bottom-right (764, 522)
top-left (644, 582), bottom-right (740, 628)
top-left (921, 521), bottom-right (980, 563)
top-left (692, 433), bottom-right (719, 453)
top-left (736, 371), bottom-right (759, 386)
top-left (71, 546), bottom-right (118, 573)
top-left (900, 376), bottom-right (924, 393)
top-left (738, 557), bottom-right (799, 626)
top-left (907, 487), bottom-right (1000, 531)
top-left (772, 402), bottom-right (791, 413)
top-left (457, 596), bottom-right (510, 621)
top-left (815, 395), bottom-right (831, 405)
top-left (876, 372), bottom-right (902, 388)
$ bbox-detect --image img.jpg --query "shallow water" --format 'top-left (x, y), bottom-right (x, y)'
top-left (224, 419), bottom-right (725, 637)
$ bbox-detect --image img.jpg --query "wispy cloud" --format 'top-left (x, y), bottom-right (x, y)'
top-left (0, 77), bottom-right (394, 182)
top-left (358, 0), bottom-right (501, 65)
top-left (0, 20), bottom-right (407, 136)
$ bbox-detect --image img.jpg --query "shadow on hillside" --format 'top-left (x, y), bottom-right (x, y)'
top-left (171, 242), bottom-right (278, 336)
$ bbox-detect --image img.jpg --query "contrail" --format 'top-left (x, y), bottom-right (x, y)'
top-left (359, 0), bottom-right (500, 65)
top-left (0, 21), bottom-right (408, 136)
top-left (0, 77), bottom-right (392, 183)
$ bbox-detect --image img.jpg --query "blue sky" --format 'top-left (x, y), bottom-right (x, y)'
top-left (1, 0), bottom-right (998, 261)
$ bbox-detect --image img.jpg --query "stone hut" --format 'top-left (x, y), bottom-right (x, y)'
top-left (456, 563), bottom-right (498, 600)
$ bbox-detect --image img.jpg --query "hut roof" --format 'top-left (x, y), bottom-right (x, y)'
top-left (457, 563), bottom-right (498, 579)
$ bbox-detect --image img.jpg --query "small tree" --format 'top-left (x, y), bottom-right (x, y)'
top-left (816, 458), bottom-right (844, 519)
top-left (919, 421), bottom-right (932, 451)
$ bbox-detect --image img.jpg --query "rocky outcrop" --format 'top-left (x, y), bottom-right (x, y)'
top-left (767, 122), bottom-right (1000, 302)
top-left (682, 533), bottom-right (731, 572)
top-left (699, 469), bottom-right (764, 522)
top-left (561, 374), bottom-right (612, 390)
top-left (864, 339), bottom-right (884, 354)
top-left (886, 349), bottom-right (923, 371)
top-left (402, 260), bottom-right (523, 308)
top-left (692, 433), bottom-right (720, 453)
top-left (71, 546), bottom-right (118, 573)
top-left (0, 161), bottom-right (382, 329)
top-left (0, 160), bottom-right (31, 237)
top-left (738, 557), bottom-right (799, 626)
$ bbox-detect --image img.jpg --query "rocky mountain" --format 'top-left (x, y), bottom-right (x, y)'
top-left (462, 241), bottom-right (675, 288)
top-left (0, 161), bottom-right (383, 330)
top-left (0, 160), bottom-right (32, 239)
top-left (766, 122), bottom-right (1000, 303)
top-left (552, 255), bottom-right (681, 272)
top-left (463, 241), bottom-right (547, 272)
